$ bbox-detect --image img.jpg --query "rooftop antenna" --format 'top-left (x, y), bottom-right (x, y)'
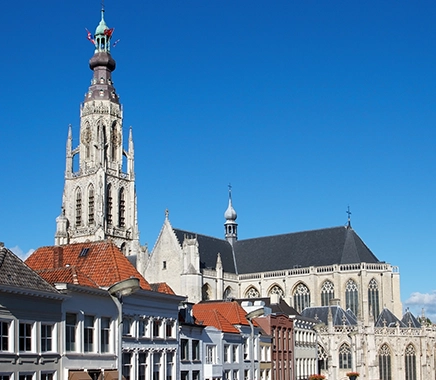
top-left (346, 205), bottom-right (352, 229)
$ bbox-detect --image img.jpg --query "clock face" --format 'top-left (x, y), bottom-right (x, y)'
top-left (81, 127), bottom-right (92, 144)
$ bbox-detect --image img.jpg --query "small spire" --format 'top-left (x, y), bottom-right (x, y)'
top-left (165, 209), bottom-right (169, 219)
top-left (346, 205), bottom-right (352, 229)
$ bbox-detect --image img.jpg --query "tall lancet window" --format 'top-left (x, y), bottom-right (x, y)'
top-left (293, 283), bottom-right (310, 313)
top-left (75, 188), bottom-right (82, 227)
top-left (405, 344), bottom-right (416, 380)
top-left (368, 278), bottom-right (380, 318)
top-left (378, 344), bottom-right (392, 380)
top-left (321, 280), bottom-right (335, 306)
top-left (345, 279), bottom-right (359, 316)
top-left (118, 188), bottom-right (125, 228)
top-left (88, 185), bottom-right (95, 225)
top-left (106, 184), bottom-right (113, 226)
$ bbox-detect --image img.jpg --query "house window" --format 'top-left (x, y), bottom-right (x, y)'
top-left (122, 352), bottom-right (132, 380)
top-left (66, 313), bottom-right (77, 351)
top-left (244, 370), bottom-right (249, 380)
top-left (166, 320), bottom-right (173, 338)
top-left (41, 373), bottom-right (54, 380)
top-left (368, 278), bottom-right (380, 318)
top-left (345, 279), bottom-right (359, 316)
top-left (180, 339), bottom-right (189, 360)
top-left (139, 319), bottom-right (148, 337)
top-left (19, 375), bottom-right (33, 380)
top-left (192, 371), bottom-right (200, 380)
top-left (84, 315), bottom-right (94, 352)
top-left (41, 324), bottom-right (53, 352)
top-left (153, 319), bottom-right (161, 338)
top-left (224, 344), bottom-right (230, 362)
top-left (153, 353), bottom-right (161, 380)
top-left (138, 353), bottom-right (148, 380)
top-left (180, 372), bottom-right (188, 380)
top-left (19, 323), bottom-right (32, 352)
top-left (192, 339), bottom-right (200, 360)
top-left (101, 317), bottom-right (110, 353)
top-left (339, 343), bottom-right (351, 369)
top-left (122, 317), bottom-right (132, 336)
top-left (0, 321), bottom-right (9, 351)
top-left (0, 375), bottom-right (10, 380)
top-left (318, 344), bottom-right (328, 370)
top-left (378, 344), bottom-right (392, 380)
top-left (232, 370), bottom-right (238, 380)
top-left (206, 345), bottom-right (216, 364)
top-left (293, 283), bottom-right (310, 313)
top-left (321, 280), bottom-right (335, 306)
top-left (224, 370), bottom-right (231, 380)
top-left (232, 344), bottom-right (238, 362)
top-left (166, 352), bottom-right (174, 380)
top-left (405, 344), bottom-right (416, 380)
top-left (163, 261), bottom-right (167, 269)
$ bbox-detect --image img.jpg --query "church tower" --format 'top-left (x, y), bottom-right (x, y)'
top-left (224, 186), bottom-right (238, 245)
top-left (55, 8), bottom-right (140, 256)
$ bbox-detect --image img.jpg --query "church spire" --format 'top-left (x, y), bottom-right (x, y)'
top-left (224, 184), bottom-right (238, 245)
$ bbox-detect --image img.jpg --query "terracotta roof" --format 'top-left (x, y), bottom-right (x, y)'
top-left (193, 301), bottom-right (251, 328)
top-left (150, 282), bottom-right (176, 295)
top-left (193, 308), bottom-right (240, 333)
top-left (26, 241), bottom-right (151, 291)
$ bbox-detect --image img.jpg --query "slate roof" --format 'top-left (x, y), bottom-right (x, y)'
top-left (301, 306), bottom-right (358, 326)
top-left (25, 240), bottom-right (152, 291)
top-left (0, 245), bottom-right (60, 295)
top-left (401, 311), bottom-right (421, 328)
top-left (375, 308), bottom-right (406, 328)
top-left (237, 297), bottom-right (300, 316)
top-left (173, 226), bottom-right (379, 274)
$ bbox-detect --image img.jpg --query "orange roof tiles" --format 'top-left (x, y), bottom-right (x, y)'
top-left (25, 240), bottom-right (151, 291)
top-left (192, 301), bottom-right (253, 333)
top-left (150, 282), bottom-right (176, 295)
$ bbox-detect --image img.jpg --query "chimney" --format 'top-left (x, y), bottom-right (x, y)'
top-left (270, 293), bottom-right (280, 305)
top-left (53, 246), bottom-right (64, 268)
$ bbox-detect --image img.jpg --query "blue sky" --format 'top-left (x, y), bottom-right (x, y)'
top-left (1, 1), bottom-right (436, 319)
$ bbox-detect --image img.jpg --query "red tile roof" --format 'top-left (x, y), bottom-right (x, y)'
top-left (192, 301), bottom-right (254, 333)
top-left (150, 282), bottom-right (176, 295)
top-left (194, 301), bottom-right (251, 326)
top-left (25, 241), bottom-right (151, 291)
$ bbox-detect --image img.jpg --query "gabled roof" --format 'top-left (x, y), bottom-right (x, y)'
top-left (26, 241), bottom-right (151, 291)
top-left (237, 297), bottom-right (300, 316)
top-left (150, 282), bottom-right (176, 295)
top-left (375, 308), bottom-right (406, 328)
top-left (0, 245), bottom-right (60, 295)
top-left (172, 226), bottom-right (379, 274)
top-left (194, 300), bottom-right (251, 327)
top-left (193, 309), bottom-right (240, 333)
top-left (301, 305), bottom-right (358, 326)
top-left (401, 311), bottom-right (421, 328)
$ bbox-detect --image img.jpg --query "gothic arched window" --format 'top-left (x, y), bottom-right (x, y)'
top-left (223, 286), bottom-right (233, 300)
top-left (378, 344), bottom-right (392, 380)
top-left (368, 278), bottom-right (380, 318)
top-left (88, 185), bottom-right (95, 225)
top-left (318, 344), bottom-right (328, 370)
top-left (339, 343), bottom-right (352, 369)
top-left (345, 279), bottom-right (359, 316)
top-left (321, 280), bottom-right (335, 306)
top-left (106, 184), bottom-right (113, 225)
top-left (202, 284), bottom-right (211, 301)
top-left (268, 284), bottom-right (284, 297)
top-left (118, 187), bottom-right (125, 228)
top-left (75, 188), bottom-right (82, 227)
top-left (245, 287), bottom-right (260, 298)
top-left (293, 283), bottom-right (310, 313)
top-left (405, 344), bottom-right (416, 380)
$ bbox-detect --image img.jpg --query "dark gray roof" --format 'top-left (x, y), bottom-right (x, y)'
top-left (236, 297), bottom-right (300, 316)
top-left (301, 305), bottom-right (358, 326)
top-left (173, 226), bottom-right (379, 274)
top-left (173, 229), bottom-right (236, 273)
top-left (401, 311), bottom-right (421, 328)
top-left (375, 308), bottom-right (406, 328)
top-left (0, 246), bottom-right (59, 295)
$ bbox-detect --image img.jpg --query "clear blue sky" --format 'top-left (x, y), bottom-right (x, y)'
top-left (1, 1), bottom-right (436, 319)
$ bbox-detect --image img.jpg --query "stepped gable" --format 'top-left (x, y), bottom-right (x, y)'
top-left (376, 308), bottom-right (406, 328)
top-left (173, 229), bottom-right (235, 272)
top-left (0, 245), bottom-right (59, 295)
top-left (26, 240), bottom-right (151, 290)
top-left (234, 226), bottom-right (380, 274)
top-left (301, 305), bottom-right (358, 326)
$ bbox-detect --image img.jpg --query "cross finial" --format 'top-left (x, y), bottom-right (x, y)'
top-left (228, 183), bottom-right (232, 200)
top-left (165, 209), bottom-right (169, 219)
top-left (346, 205), bottom-right (352, 229)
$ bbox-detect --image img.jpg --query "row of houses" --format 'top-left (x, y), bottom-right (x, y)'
top-left (0, 240), bottom-right (318, 380)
